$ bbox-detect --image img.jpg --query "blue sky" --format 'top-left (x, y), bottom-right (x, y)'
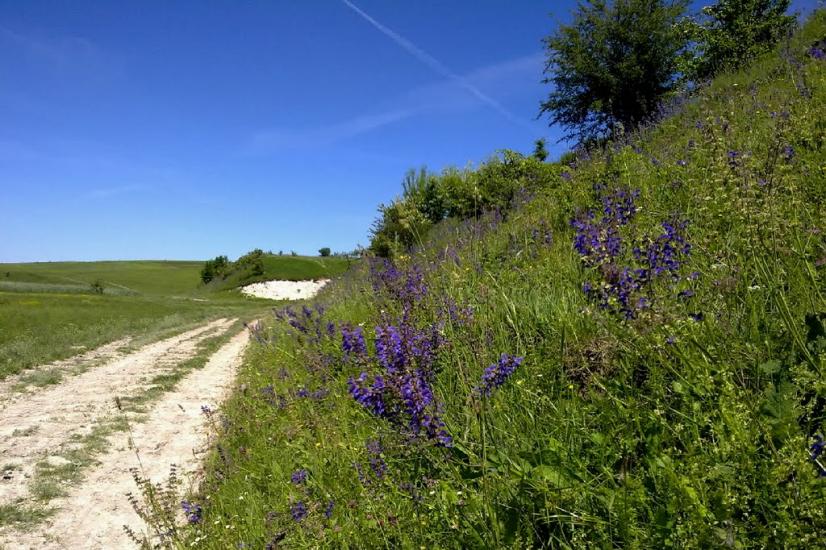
top-left (1, 0), bottom-right (819, 262)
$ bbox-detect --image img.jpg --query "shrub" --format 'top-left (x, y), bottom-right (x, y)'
top-left (200, 255), bottom-right (229, 284)
top-left (318, 247), bottom-right (331, 257)
top-left (683, 0), bottom-right (796, 81)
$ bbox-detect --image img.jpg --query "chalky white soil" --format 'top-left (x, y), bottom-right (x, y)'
top-left (240, 278), bottom-right (329, 300)
top-left (0, 319), bottom-right (250, 549)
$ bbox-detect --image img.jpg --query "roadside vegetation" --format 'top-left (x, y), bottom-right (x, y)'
top-left (145, 6), bottom-right (826, 548)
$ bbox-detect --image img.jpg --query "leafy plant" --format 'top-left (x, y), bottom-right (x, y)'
top-left (682, 0), bottom-right (796, 81)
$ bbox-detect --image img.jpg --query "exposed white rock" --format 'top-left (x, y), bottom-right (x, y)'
top-left (240, 279), bottom-right (329, 301)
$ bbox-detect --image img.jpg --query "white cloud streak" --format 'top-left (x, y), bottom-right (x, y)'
top-left (243, 52), bottom-right (544, 155)
top-left (340, 0), bottom-right (533, 129)
top-left (82, 184), bottom-right (149, 200)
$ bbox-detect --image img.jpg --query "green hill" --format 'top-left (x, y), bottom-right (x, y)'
top-left (204, 254), bottom-right (353, 291)
top-left (0, 260), bottom-right (203, 296)
top-left (176, 12), bottom-right (826, 549)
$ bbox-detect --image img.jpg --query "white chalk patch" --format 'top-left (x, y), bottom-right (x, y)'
top-left (240, 279), bottom-right (329, 301)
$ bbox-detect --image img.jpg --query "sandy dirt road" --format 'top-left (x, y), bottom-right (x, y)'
top-left (0, 319), bottom-right (250, 549)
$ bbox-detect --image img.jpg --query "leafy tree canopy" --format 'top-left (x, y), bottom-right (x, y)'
top-left (539, 0), bottom-right (689, 143)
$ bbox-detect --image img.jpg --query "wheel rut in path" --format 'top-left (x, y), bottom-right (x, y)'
top-left (2, 328), bottom-right (250, 549)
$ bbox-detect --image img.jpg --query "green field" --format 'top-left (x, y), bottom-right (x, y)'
top-left (0, 256), bottom-right (354, 379)
top-left (0, 291), bottom-right (258, 379)
top-left (0, 260), bottom-right (203, 296)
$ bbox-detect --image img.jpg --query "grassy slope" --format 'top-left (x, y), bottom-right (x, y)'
top-left (167, 15), bottom-right (825, 549)
top-left (206, 255), bottom-right (353, 291)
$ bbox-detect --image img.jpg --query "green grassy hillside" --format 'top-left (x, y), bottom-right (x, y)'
top-left (162, 12), bottom-right (826, 549)
top-left (205, 254), bottom-right (354, 291)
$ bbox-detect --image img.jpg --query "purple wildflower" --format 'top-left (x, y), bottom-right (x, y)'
top-left (727, 150), bottom-right (740, 168)
top-left (375, 325), bottom-right (406, 373)
top-left (291, 469), bottom-right (308, 484)
top-left (290, 501), bottom-right (307, 522)
top-left (341, 325), bottom-right (367, 359)
top-left (782, 145), bottom-right (794, 161)
top-left (181, 501), bottom-right (202, 524)
top-left (366, 439), bottom-right (387, 479)
top-left (324, 500), bottom-right (335, 519)
top-left (348, 373), bottom-right (387, 417)
top-left (476, 354), bottom-right (524, 396)
top-left (811, 434), bottom-right (825, 460)
top-left (808, 46), bottom-right (826, 60)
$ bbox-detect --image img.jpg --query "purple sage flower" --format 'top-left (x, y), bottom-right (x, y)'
top-left (181, 501), bottom-right (202, 524)
top-left (290, 501), bottom-right (307, 522)
top-left (476, 354), bottom-right (524, 396)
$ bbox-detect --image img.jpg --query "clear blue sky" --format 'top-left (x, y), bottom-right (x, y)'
top-left (1, 0), bottom-right (819, 262)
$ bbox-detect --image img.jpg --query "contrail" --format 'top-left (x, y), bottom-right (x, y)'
top-left (341, 0), bottom-right (532, 129)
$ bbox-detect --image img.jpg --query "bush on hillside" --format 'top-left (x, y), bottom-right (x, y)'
top-left (369, 151), bottom-right (564, 257)
top-left (318, 247), bottom-right (331, 257)
top-left (236, 249), bottom-right (265, 277)
top-left (683, 0), bottom-right (796, 81)
top-left (200, 255), bottom-right (229, 284)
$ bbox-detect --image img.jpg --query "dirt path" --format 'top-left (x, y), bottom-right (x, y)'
top-left (0, 318), bottom-right (248, 548)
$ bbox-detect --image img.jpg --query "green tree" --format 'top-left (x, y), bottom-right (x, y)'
top-left (318, 247), bottom-right (331, 257)
top-left (200, 255), bottom-right (229, 284)
top-left (532, 138), bottom-right (549, 162)
top-left (684, 0), bottom-right (796, 81)
top-left (236, 249), bottom-right (264, 277)
top-left (540, 0), bottom-right (689, 143)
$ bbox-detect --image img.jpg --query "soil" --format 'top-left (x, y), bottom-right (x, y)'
top-left (0, 319), bottom-right (250, 549)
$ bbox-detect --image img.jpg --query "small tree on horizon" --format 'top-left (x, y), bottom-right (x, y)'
top-left (539, 0), bottom-right (689, 143)
top-left (318, 247), bottom-right (331, 257)
top-left (532, 138), bottom-right (549, 162)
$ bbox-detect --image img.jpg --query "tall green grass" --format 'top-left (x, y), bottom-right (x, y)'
top-left (155, 13), bottom-right (825, 548)
top-left (0, 291), bottom-right (260, 379)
